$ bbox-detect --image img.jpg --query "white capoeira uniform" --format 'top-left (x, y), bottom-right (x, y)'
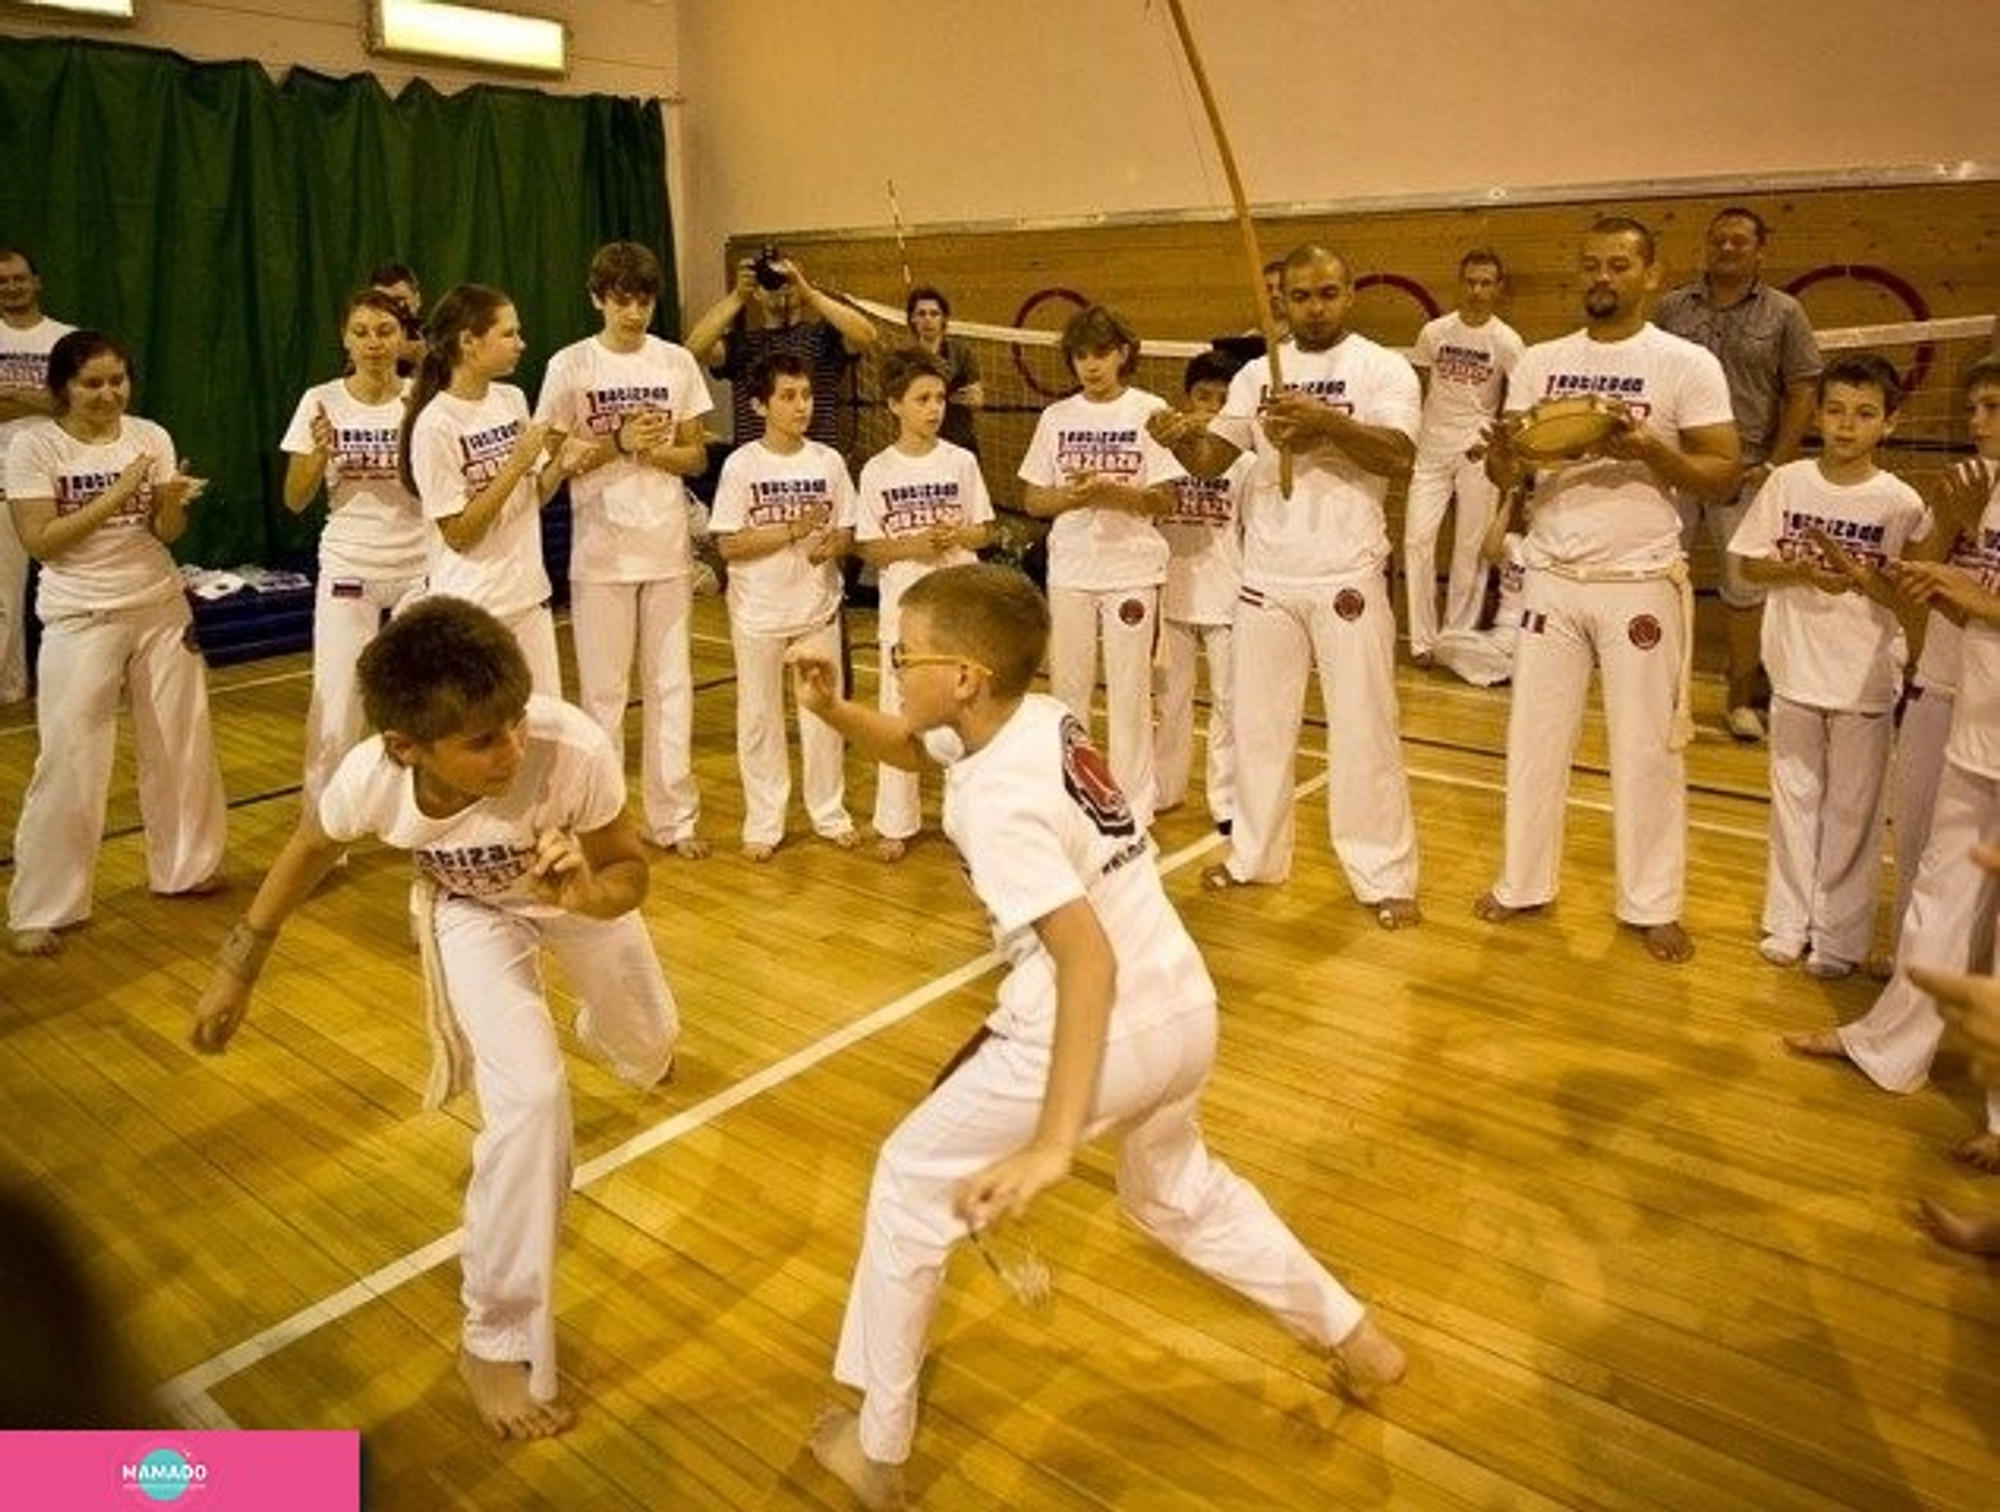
top-left (280, 379), bottom-right (428, 811)
top-left (1018, 386), bottom-right (1181, 830)
top-left (535, 334), bottom-right (714, 847)
top-left (1405, 310), bottom-right (1523, 663)
top-left (1204, 336), bottom-right (1422, 900)
top-left (1488, 324), bottom-right (1732, 926)
top-left (1728, 461), bottom-right (1929, 970)
top-left (408, 384), bottom-right (561, 697)
top-left (318, 695), bottom-right (678, 1403)
top-left (854, 437), bottom-right (991, 842)
top-left (709, 437), bottom-right (857, 846)
top-left (833, 694), bottom-right (1370, 1465)
top-left (5, 416), bottom-right (226, 933)
top-left (1889, 494), bottom-right (1993, 950)
top-left (0, 314), bottom-right (74, 704)
top-left (1833, 487), bottom-right (2000, 1135)
top-left (1154, 455), bottom-right (1248, 825)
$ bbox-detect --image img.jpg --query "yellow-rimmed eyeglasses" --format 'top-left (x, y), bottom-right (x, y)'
top-left (889, 644), bottom-right (994, 677)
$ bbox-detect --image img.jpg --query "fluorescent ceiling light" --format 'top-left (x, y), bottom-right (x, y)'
top-left (19, 1), bottom-right (136, 16)
top-left (369, 1), bottom-right (567, 77)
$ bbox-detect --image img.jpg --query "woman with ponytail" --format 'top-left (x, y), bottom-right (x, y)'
top-left (401, 284), bottom-right (589, 695)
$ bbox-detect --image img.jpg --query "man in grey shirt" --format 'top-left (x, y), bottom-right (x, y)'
top-left (1655, 206), bottom-right (1822, 741)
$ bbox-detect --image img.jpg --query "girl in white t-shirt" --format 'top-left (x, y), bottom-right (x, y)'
top-left (281, 289), bottom-right (429, 809)
top-left (400, 284), bottom-right (591, 697)
top-left (5, 329), bottom-right (226, 955)
top-left (1730, 355), bottom-right (1931, 977)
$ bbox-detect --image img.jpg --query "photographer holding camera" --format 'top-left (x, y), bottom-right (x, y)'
top-left (684, 245), bottom-right (878, 452)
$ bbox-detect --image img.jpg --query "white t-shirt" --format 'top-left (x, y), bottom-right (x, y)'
top-left (854, 438), bottom-right (993, 619)
top-left (1158, 454), bottom-right (1249, 624)
top-left (940, 693), bottom-right (1213, 1047)
top-left (318, 695), bottom-right (625, 920)
top-left (1411, 311), bottom-right (1523, 456)
top-left (533, 335), bottom-right (713, 584)
top-left (1209, 335), bottom-right (1421, 587)
top-left (280, 379), bottom-right (427, 580)
top-left (1017, 387), bottom-right (1180, 591)
top-left (1945, 488), bottom-right (2000, 780)
top-left (709, 437), bottom-right (856, 636)
top-left (0, 315), bottom-right (75, 498)
top-left (4, 416), bottom-right (180, 616)
top-left (1912, 467), bottom-right (2000, 695)
top-left (1729, 460), bottom-right (1929, 713)
top-left (1505, 324), bottom-right (1734, 571)
top-left (408, 384), bottom-right (551, 617)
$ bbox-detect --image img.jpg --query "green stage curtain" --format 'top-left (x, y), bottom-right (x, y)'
top-left (0, 37), bottom-right (673, 567)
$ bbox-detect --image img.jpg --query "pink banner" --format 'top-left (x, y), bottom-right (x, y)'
top-left (0, 1432), bottom-right (359, 1510)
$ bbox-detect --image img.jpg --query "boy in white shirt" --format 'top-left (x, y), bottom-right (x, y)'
top-left (788, 564), bottom-right (1405, 1510)
top-left (1730, 353), bottom-right (1930, 978)
top-left (191, 596), bottom-right (680, 1443)
top-left (1153, 350), bottom-right (1248, 832)
top-left (709, 351), bottom-right (859, 859)
top-left (1019, 304), bottom-right (1183, 831)
top-left (536, 242), bottom-right (715, 857)
top-left (853, 346), bottom-right (994, 860)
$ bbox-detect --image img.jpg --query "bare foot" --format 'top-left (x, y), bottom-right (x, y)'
top-left (742, 841), bottom-right (778, 863)
top-left (1371, 897), bottom-right (1421, 931)
top-left (1330, 1316), bottom-right (1408, 1405)
top-left (155, 871), bottom-right (228, 898)
top-left (1633, 920), bottom-right (1694, 963)
top-left (809, 1406), bottom-right (906, 1511)
top-left (1951, 1131), bottom-right (2000, 1173)
top-left (457, 1350), bottom-right (576, 1441)
top-left (1782, 1028), bottom-right (1850, 1060)
top-left (1916, 1198), bottom-right (2000, 1254)
top-left (824, 828), bottom-right (862, 851)
top-left (876, 836), bottom-right (908, 863)
top-left (1201, 862), bottom-right (1251, 893)
top-left (10, 927), bottom-right (62, 957)
top-left (1472, 892), bottom-right (1542, 924)
top-left (671, 836), bottom-right (711, 860)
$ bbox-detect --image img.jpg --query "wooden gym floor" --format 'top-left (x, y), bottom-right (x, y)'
top-left (0, 596), bottom-right (1995, 1510)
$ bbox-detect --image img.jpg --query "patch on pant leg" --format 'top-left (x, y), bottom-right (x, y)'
top-left (1333, 588), bottom-right (1365, 622)
top-left (1627, 613), bottom-right (1662, 650)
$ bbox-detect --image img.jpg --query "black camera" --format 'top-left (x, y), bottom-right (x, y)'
top-left (752, 244), bottom-right (789, 291)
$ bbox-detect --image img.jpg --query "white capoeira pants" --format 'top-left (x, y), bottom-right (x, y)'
top-left (832, 1003), bottom-right (1367, 1465)
top-left (1220, 575), bottom-right (1418, 902)
top-left (1153, 617), bottom-right (1235, 824)
top-left (1888, 683), bottom-right (1956, 956)
top-left (494, 601), bottom-right (562, 701)
top-left (871, 599), bottom-right (930, 843)
top-left (1837, 759), bottom-right (2000, 1133)
top-left (8, 595), bottom-right (226, 932)
top-left (1403, 448), bottom-right (1497, 659)
top-left (730, 614), bottom-right (850, 847)
top-left (1492, 570), bottom-right (1685, 925)
top-left (302, 571), bottom-right (425, 814)
top-left (1761, 696), bottom-right (1895, 969)
top-left (1048, 583), bottom-right (1159, 830)
top-left (570, 576), bottom-right (700, 847)
top-left (434, 897), bottom-right (679, 1401)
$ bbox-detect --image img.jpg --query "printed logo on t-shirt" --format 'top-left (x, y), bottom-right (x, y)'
top-left (1058, 713), bottom-right (1135, 839)
top-left (1775, 511), bottom-right (1892, 570)
top-left (458, 419), bottom-right (524, 489)
top-left (333, 424), bottom-right (401, 481)
top-left (1056, 428), bottom-right (1143, 482)
top-left (879, 480), bottom-right (964, 535)
top-left (1539, 372), bottom-right (1653, 422)
top-left (745, 475), bottom-right (834, 528)
top-left (584, 384), bottom-right (674, 437)
top-left (1162, 473), bottom-right (1235, 528)
top-left (416, 841), bottom-right (536, 897)
top-left (55, 467), bottom-right (150, 527)
top-left (0, 351), bottom-right (52, 388)
top-left (1432, 344), bottom-right (1498, 387)
top-left (1257, 378), bottom-right (1354, 416)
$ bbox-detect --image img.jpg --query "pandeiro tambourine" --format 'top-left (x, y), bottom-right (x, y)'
top-left (1509, 395), bottom-right (1625, 463)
